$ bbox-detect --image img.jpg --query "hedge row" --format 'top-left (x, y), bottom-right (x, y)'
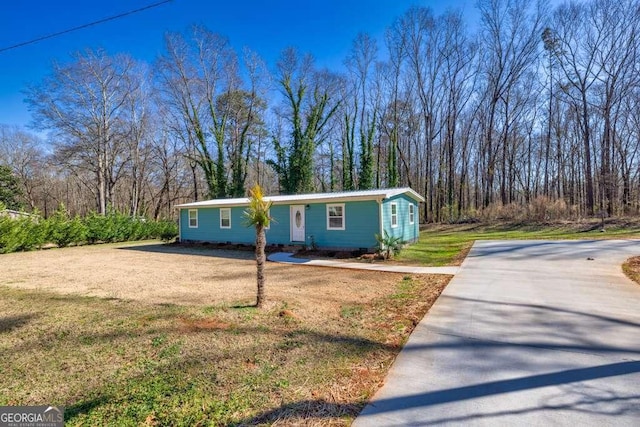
top-left (0, 204), bottom-right (178, 254)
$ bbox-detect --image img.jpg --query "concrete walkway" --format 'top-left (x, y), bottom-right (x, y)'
top-left (354, 239), bottom-right (640, 426)
top-left (267, 252), bottom-right (459, 275)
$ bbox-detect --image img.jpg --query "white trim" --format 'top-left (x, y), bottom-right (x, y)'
top-left (178, 210), bottom-right (182, 241)
top-left (390, 203), bottom-right (398, 228)
top-left (176, 187), bottom-right (424, 209)
top-left (378, 200), bottom-right (384, 237)
top-left (409, 203), bottom-right (415, 225)
top-left (188, 209), bottom-right (198, 228)
top-left (326, 203), bottom-right (345, 230)
top-left (220, 208), bottom-right (231, 229)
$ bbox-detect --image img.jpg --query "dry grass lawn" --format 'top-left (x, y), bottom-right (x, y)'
top-left (623, 256), bottom-right (640, 286)
top-left (0, 241), bottom-right (450, 425)
top-left (0, 242), bottom-right (414, 313)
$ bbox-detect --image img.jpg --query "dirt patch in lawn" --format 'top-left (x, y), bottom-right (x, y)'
top-left (622, 256), bottom-right (640, 285)
top-left (0, 241), bottom-right (451, 425)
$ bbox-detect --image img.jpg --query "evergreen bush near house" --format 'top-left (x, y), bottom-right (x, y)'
top-left (0, 202), bottom-right (46, 253)
top-left (46, 204), bottom-right (87, 248)
top-left (0, 201), bottom-right (178, 254)
top-left (85, 210), bottom-right (130, 243)
top-left (83, 210), bottom-right (177, 243)
top-left (158, 221), bottom-right (179, 242)
top-left (84, 211), bottom-right (109, 244)
top-left (16, 216), bottom-right (48, 251)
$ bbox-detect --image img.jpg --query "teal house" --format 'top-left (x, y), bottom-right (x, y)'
top-left (176, 187), bottom-right (423, 251)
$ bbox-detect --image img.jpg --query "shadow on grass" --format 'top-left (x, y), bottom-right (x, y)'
top-left (230, 303), bottom-right (258, 309)
top-left (237, 399), bottom-right (363, 425)
top-left (55, 327), bottom-right (394, 424)
top-left (118, 243), bottom-right (254, 261)
top-left (6, 311), bottom-right (398, 359)
top-left (65, 395), bottom-right (112, 422)
top-left (235, 361), bottom-right (640, 424)
top-left (0, 313), bottom-right (38, 333)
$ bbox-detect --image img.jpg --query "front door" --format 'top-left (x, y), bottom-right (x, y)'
top-left (290, 205), bottom-right (305, 242)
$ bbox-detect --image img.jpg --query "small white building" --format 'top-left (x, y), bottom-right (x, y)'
top-left (0, 209), bottom-right (37, 220)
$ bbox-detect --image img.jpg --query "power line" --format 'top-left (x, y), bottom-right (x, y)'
top-left (0, 0), bottom-right (173, 54)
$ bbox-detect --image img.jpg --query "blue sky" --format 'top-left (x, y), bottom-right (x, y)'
top-left (0, 0), bottom-right (477, 129)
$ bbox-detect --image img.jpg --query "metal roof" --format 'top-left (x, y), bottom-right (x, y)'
top-left (176, 187), bottom-right (425, 208)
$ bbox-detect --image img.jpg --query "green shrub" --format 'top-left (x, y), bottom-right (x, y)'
top-left (84, 212), bottom-right (110, 244)
top-left (46, 204), bottom-right (87, 248)
top-left (0, 202), bottom-right (178, 253)
top-left (15, 216), bottom-right (47, 251)
top-left (0, 215), bottom-right (19, 254)
top-left (0, 204), bottom-right (45, 253)
top-left (375, 230), bottom-right (404, 260)
top-left (158, 221), bottom-right (179, 242)
top-left (84, 210), bottom-right (159, 243)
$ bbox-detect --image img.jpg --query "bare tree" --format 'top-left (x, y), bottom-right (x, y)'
top-left (477, 0), bottom-right (545, 208)
top-left (548, 1), bottom-right (603, 215)
top-left (26, 49), bottom-right (142, 215)
top-left (345, 33), bottom-right (379, 190)
top-left (158, 26), bottom-right (239, 198)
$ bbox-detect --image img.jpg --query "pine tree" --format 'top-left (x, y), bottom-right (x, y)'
top-left (0, 165), bottom-right (23, 211)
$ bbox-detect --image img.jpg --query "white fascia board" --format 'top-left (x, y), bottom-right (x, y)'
top-left (175, 187), bottom-right (424, 208)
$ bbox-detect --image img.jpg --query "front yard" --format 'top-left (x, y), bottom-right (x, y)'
top-left (0, 242), bottom-right (449, 425)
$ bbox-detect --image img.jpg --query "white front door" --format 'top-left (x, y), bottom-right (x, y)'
top-left (290, 205), bottom-right (305, 242)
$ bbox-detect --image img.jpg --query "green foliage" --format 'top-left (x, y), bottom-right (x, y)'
top-left (158, 221), bottom-right (179, 242)
top-left (83, 210), bottom-right (178, 244)
top-left (0, 202), bottom-right (179, 254)
top-left (242, 184), bottom-right (272, 229)
top-left (342, 112), bottom-right (356, 191)
top-left (268, 50), bottom-right (340, 194)
top-left (0, 165), bottom-right (23, 211)
top-left (388, 137), bottom-right (398, 188)
top-left (45, 204), bottom-right (87, 248)
top-left (0, 203), bottom-right (46, 253)
top-left (358, 110), bottom-right (376, 190)
top-left (375, 230), bottom-right (404, 260)
top-left (84, 210), bottom-right (129, 243)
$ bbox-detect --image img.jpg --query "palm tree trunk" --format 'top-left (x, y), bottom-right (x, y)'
top-left (256, 224), bottom-right (266, 308)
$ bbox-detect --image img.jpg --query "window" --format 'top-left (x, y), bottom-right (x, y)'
top-left (390, 203), bottom-right (398, 228)
top-left (188, 209), bottom-right (198, 228)
top-left (326, 204), bottom-right (345, 230)
top-left (220, 208), bottom-right (231, 229)
top-left (409, 204), bottom-right (415, 225)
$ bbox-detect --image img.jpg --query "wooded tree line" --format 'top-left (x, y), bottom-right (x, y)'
top-left (2, 0), bottom-right (640, 222)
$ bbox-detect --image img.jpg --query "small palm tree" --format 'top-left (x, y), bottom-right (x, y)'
top-left (243, 184), bottom-right (272, 308)
top-left (375, 230), bottom-right (404, 260)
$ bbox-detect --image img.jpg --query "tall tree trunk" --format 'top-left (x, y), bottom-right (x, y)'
top-left (581, 91), bottom-right (595, 215)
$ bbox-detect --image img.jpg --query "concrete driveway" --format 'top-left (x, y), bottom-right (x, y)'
top-left (355, 240), bottom-right (640, 426)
